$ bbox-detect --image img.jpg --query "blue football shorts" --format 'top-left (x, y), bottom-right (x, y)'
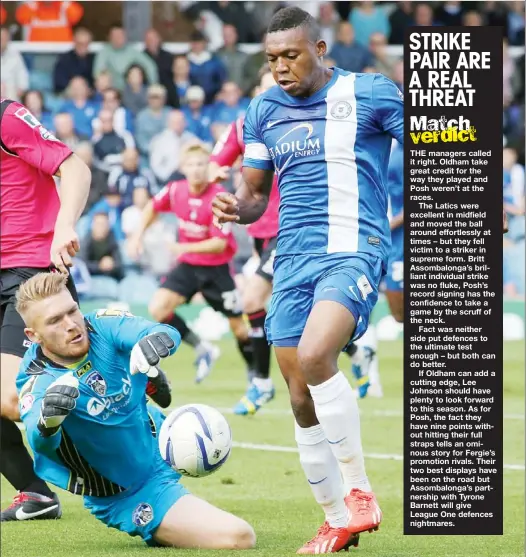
top-left (84, 408), bottom-right (189, 546)
top-left (265, 252), bottom-right (385, 348)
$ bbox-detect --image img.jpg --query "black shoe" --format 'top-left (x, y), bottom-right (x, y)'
top-left (1, 491), bottom-right (61, 521)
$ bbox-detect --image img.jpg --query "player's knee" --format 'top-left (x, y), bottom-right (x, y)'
top-left (149, 302), bottom-right (170, 323)
top-left (1, 391), bottom-right (20, 421)
top-left (297, 342), bottom-right (330, 377)
top-left (226, 520), bottom-right (256, 549)
top-left (242, 290), bottom-right (265, 315)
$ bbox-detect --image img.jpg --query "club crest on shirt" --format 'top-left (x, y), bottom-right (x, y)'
top-left (330, 101), bottom-right (352, 119)
top-left (85, 371), bottom-right (107, 396)
top-left (132, 503), bottom-right (154, 527)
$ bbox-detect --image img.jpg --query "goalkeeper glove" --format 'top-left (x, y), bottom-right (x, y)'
top-left (38, 372), bottom-right (79, 437)
top-left (130, 332), bottom-right (175, 377)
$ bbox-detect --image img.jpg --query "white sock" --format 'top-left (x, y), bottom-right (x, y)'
top-left (308, 372), bottom-right (372, 493)
top-left (253, 377), bottom-right (273, 391)
top-left (295, 422), bottom-right (349, 528)
top-left (355, 325), bottom-right (381, 387)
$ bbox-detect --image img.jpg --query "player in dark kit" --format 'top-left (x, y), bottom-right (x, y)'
top-left (0, 98), bottom-right (91, 521)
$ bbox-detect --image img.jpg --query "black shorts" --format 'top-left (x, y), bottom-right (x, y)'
top-left (0, 267), bottom-right (79, 358)
top-left (161, 263), bottom-right (242, 318)
top-left (254, 237), bottom-right (277, 283)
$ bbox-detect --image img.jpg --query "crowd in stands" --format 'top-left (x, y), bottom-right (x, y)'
top-left (1, 1), bottom-right (525, 300)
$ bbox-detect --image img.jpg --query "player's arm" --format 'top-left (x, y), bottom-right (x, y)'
top-left (92, 310), bottom-right (181, 362)
top-left (390, 210), bottom-right (404, 230)
top-left (0, 105), bottom-right (91, 272)
top-left (212, 101), bottom-right (274, 225)
top-left (17, 372), bottom-right (79, 456)
top-left (373, 74), bottom-right (404, 145)
top-left (208, 119), bottom-right (243, 182)
top-left (174, 237), bottom-right (227, 255)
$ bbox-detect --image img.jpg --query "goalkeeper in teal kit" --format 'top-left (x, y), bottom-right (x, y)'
top-left (15, 272), bottom-right (255, 550)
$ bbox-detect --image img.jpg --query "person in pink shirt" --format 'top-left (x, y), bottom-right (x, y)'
top-left (131, 143), bottom-right (252, 383)
top-left (0, 97), bottom-right (91, 521)
top-left (208, 68), bottom-right (279, 415)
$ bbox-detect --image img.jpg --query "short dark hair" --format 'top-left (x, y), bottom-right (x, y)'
top-left (267, 7), bottom-right (320, 42)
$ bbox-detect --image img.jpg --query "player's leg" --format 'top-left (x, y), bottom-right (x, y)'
top-left (265, 279), bottom-right (358, 553)
top-left (150, 264), bottom-right (219, 382)
top-left (153, 494), bottom-right (256, 549)
top-left (385, 290), bottom-right (404, 323)
top-left (200, 264), bottom-right (253, 377)
top-left (1, 271), bottom-right (60, 521)
top-left (234, 239), bottom-right (275, 415)
top-left (298, 257), bottom-right (384, 535)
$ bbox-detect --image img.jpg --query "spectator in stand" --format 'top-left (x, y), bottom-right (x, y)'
top-left (205, 0), bottom-right (256, 43)
top-left (413, 3), bottom-right (440, 27)
top-left (1, 4), bottom-right (6, 26)
top-left (93, 108), bottom-right (135, 173)
top-left (166, 54), bottom-right (191, 108)
top-left (93, 23), bottom-right (158, 92)
top-left (210, 81), bottom-right (249, 140)
top-left (53, 26), bottom-right (94, 94)
top-left (435, 1), bottom-right (464, 27)
top-left (217, 25), bottom-right (249, 93)
top-left (79, 212), bottom-right (124, 286)
top-left (88, 185), bottom-right (124, 242)
top-left (329, 22), bottom-right (373, 73)
top-left (122, 64), bottom-right (148, 117)
top-left (16, 0), bottom-right (83, 42)
top-left (149, 110), bottom-right (198, 184)
top-left (20, 90), bottom-right (54, 130)
top-left (107, 147), bottom-right (157, 209)
top-left (143, 28), bottom-right (173, 91)
top-left (0, 27), bottom-right (29, 102)
top-left (75, 142), bottom-right (109, 216)
top-left (52, 112), bottom-right (88, 150)
top-left (187, 30), bottom-right (227, 104)
top-left (93, 70), bottom-right (113, 103)
top-left (242, 34), bottom-right (267, 95)
top-left (122, 187), bottom-right (177, 278)
top-left (508, 1), bottom-right (525, 46)
top-left (368, 32), bottom-right (394, 77)
top-left (391, 58), bottom-right (404, 92)
top-left (181, 85), bottom-right (213, 144)
top-left (317, 2), bottom-right (341, 53)
top-left (93, 87), bottom-right (134, 136)
top-left (503, 39), bottom-right (515, 108)
top-left (59, 76), bottom-right (98, 137)
top-left (135, 84), bottom-right (171, 162)
top-left (462, 10), bottom-right (484, 26)
top-left (349, 1), bottom-right (390, 48)
top-left (388, 1), bottom-right (413, 44)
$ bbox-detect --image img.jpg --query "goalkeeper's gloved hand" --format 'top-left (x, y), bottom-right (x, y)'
top-left (130, 332), bottom-right (175, 378)
top-left (37, 372), bottom-right (80, 437)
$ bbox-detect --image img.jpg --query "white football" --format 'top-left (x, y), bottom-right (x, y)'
top-left (159, 404), bottom-right (232, 478)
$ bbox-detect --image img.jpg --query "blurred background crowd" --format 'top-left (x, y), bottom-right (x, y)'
top-left (1, 1), bottom-right (524, 301)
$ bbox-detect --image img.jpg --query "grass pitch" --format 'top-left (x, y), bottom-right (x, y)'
top-left (1, 340), bottom-right (524, 557)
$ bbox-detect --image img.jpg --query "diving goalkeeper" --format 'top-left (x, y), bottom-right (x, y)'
top-left (15, 272), bottom-right (255, 549)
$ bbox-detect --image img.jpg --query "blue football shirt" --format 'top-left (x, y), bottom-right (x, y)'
top-left (242, 68), bottom-right (404, 269)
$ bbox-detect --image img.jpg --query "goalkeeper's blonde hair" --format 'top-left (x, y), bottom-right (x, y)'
top-left (15, 272), bottom-right (69, 318)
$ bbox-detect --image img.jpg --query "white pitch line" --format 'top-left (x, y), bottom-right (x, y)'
top-left (232, 441), bottom-right (525, 471)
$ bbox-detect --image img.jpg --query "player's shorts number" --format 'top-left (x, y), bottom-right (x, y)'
top-left (221, 289), bottom-right (242, 313)
top-left (391, 261), bottom-right (404, 283)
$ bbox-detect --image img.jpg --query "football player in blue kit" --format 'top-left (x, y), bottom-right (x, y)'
top-left (385, 140), bottom-right (404, 324)
top-left (213, 6), bottom-right (403, 554)
top-left (15, 272), bottom-right (255, 549)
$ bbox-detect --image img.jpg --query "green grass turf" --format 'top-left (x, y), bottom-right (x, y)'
top-left (1, 340), bottom-right (524, 557)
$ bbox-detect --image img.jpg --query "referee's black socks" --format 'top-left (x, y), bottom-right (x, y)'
top-left (0, 417), bottom-right (53, 497)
